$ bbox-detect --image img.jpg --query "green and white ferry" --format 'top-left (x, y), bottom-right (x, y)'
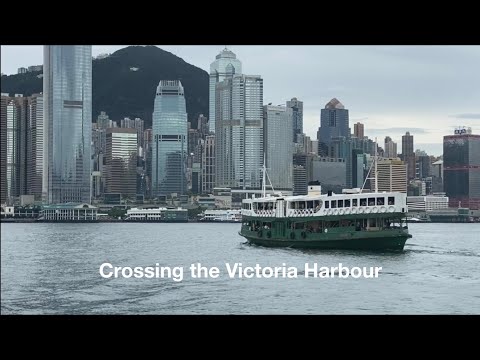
top-left (239, 157), bottom-right (412, 251)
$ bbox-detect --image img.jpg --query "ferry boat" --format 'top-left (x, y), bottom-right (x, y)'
top-left (239, 154), bottom-right (412, 251)
top-left (199, 210), bottom-right (242, 223)
top-left (124, 207), bottom-right (188, 222)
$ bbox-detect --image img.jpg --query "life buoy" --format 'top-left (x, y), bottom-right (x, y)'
top-left (365, 208), bottom-right (371, 214)
top-left (380, 206), bottom-right (387, 213)
top-left (327, 209), bottom-right (332, 215)
top-left (358, 207), bottom-right (364, 214)
top-left (339, 209), bottom-right (345, 215)
top-left (345, 208), bottom-right (351, 215)
top-left (372, 207), bottom-right (379, 213)
top-left (333, 209), bottom-right (338, 215)
top-left (351, 208), bottom-right (357, 214)
top-left (388, 206), bottom-right (395, 213)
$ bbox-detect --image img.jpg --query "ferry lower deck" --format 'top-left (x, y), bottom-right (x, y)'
top-left (240, 213), bottom-right (411, 250)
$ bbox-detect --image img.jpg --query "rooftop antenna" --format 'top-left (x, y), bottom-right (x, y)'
top-left (360, 137), bottom-right (378, 193)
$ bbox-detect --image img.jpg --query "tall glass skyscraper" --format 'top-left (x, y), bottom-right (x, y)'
top-left (209, 48), bottom-right (242, 133)
top-left (152, 80), bottom-right (187, 197)
top-left (317, 98), bottom-right (350, 156)
top-left (215, 74), bottom-right (263, 189)
top-left (43, 46), bottom-right (92, 204)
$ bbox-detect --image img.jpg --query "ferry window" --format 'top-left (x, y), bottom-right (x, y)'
top-left (307, 201), bottom-right (314, 209)
top-left (360, 198), bottom-right (367, 206)
top-left (345, 199), bottom-right (351, 207)
top-left (388, 197), bottom-right (395, 205)
top-left (377, 198), bottom-right (384, 206)
top-left (352, 199), bottom-right (357, 206)
top-left (325, 201), bottom-right (330, 209)
top-left (338, 200), bottom-right (344, 208)
top-left (331, 200), bottom-right (337, 208)
top-left (368, 197), bottom-right (375, 206)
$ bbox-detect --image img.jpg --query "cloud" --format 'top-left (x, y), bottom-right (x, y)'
top-left (368, 127), bottom-right (431, 134)
top-left (449, 113), bottom-right (480, 119)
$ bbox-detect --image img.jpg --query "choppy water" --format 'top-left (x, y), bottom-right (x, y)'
top-left (1, 222), bottom-right (479, 314)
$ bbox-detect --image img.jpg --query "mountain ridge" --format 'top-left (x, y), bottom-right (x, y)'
top-left (0, 45), bottom-right (209, 128)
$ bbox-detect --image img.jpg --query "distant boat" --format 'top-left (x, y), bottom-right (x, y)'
top-left (199, 210), bottom-right (242, 223)
top-left (406, 217), bottom-right (428, 223)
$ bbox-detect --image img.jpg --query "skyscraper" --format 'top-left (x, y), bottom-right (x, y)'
top-left (286, 97), bottom-right (303, 142)
top-left (384, 136), bottom-right (397, 158)
top-left (401, 131), bottom-right (415, 180)
top-left (376, 158), bottom-right (407, 193)
top-left (293, 165), bottom-right (307, 195)
top-left (120, 117), bottom-right (144, 152)
top-left (43, 45), bottom-right (92, 204)
top-left (26, 94), bottom-right (44, 200)
top-left (443, 128), bottom-right (480, 209)
top-left (1, 94), bottom-right (28, 204)
top-left (209, 48), bottom-right (242, 133)
top-left (263, 105), bottom-right (293, 191)
top-left (152, 80), bottom-right (187, 197)
top-left (353, 122), bottom-right (364, 138)
top-left (317, 98), bottom-right (350, 156)
top-left (105, 128), bottom-right (137, 198)
top-left (201, 135), bottom-right (215, 194)
top-left (215, 74), bottom-right (263, 189)
top-left (0, 95), bottom-right (7, 204)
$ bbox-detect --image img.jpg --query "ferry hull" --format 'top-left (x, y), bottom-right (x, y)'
top-left (240, 233), bottom-right (410, 251)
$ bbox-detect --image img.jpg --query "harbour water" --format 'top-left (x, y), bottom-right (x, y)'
top-left (1, 222), bottom-right (479, 314)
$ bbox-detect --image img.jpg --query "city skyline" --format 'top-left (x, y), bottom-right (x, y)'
top-left (2, 45), bottom-right (480, 156)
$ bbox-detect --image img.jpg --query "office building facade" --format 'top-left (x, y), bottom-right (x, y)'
top-left (317, 98), bottom-right (350, 156)
top-left (443, 128), bottom-right (480, 209)
top-left (105, 128), bottom-right (138, 198)
top-left (263, 105), bottom-right (293, 191)
top-left (286, 97), bottom-right (303, 142)
top-left (209, 48), bottom-right (242, 133)
top-left (152, 80), bottom-right (188, 197)
top-left (43, 45), bottom-right (92, 204)
top-left (215, 74), bottom-right (263, 190)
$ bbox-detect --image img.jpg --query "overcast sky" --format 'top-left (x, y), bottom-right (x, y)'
top-left (2, 45), bottom-right (479, 156)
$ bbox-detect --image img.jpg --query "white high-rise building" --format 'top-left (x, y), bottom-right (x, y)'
top-left (215, 74), bottom-right (263, 189)
top-left (209, 48), bottom-right (242, 133)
